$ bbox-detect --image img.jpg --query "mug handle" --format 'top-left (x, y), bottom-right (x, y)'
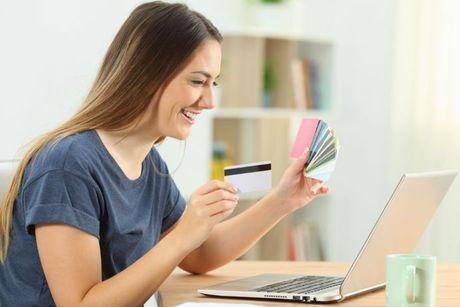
top-left (405, 265), bottom-right (417, 303)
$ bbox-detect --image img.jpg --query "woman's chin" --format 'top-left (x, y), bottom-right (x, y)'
top-left (171, 129), bottom-right (190, 141)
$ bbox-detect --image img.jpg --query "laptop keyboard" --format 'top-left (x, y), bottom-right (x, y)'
top-left (253, 276), bottom-right (344, 294)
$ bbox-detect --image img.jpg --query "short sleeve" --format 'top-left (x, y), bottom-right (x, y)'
top-left (160, 174), bottom-right (186, 233)
top-left (22, 170), bottom-right (102, 239)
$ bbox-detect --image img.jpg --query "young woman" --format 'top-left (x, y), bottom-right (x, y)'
top-left (0, 1), bottom-right (328, 306)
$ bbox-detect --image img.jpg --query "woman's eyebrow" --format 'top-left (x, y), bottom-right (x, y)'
top-left (191, 71), bottom-right (220, 79)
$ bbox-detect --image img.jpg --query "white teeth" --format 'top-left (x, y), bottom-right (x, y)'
top-left (182, 110), bottom-right (198, 120)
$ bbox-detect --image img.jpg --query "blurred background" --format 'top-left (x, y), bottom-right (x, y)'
top-left (1, 0), bottom-right (459, 263)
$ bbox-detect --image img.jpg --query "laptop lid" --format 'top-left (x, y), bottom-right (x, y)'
top-left (339, 170), bottom-right (457, 298)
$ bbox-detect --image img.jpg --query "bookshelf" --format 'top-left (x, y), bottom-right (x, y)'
top-left (209, 33), bottom-right (336, 261)
top-left (172, 0), bottom-right (398, 263)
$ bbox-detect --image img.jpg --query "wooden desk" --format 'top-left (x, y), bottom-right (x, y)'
top-left (160, 261), bottom-right (460, 306)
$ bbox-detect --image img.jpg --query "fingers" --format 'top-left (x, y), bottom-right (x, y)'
top-left (309, 180), bottom-right (329, 195)
top-left (319, 185), bottom-right (329, 194)
top-left (287, 147), bottom-right (310, 175)
top-left (188, 182), bottom-right (238, 216)
top-left (298, 147), bottom-right (310, 165)
top-left (200, 188), bottom-right (238, 205)
top-left (194, 179), bottom-right (238, 195)
top-left (206, 200), bottom-right (238, 216)
top-left (210, 207), bottom-right (235, 224)
top-left (306, 177), bottom-right (321, 187)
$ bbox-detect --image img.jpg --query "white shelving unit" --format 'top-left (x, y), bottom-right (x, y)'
top-left (207, 27), bottom-right (337, 260)
top-left (221, 26), bottom-right (334, 44)
top-left (211, 107), bottom-right (335, 120)
top-left (180, 0), bottom-right (398, 262)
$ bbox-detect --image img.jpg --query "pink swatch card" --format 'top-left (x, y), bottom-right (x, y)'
top-left (289, 118), bottom-right (319, 158)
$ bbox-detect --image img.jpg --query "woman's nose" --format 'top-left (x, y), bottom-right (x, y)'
top-left (199, 86), bottom-right (216, 109)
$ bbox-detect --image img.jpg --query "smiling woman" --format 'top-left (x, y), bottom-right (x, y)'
top-left (153, 40), bottom-right (221, 140)
top-left (0, 1), bottom-right (226, 306)
top-left (0, 1), bottom-right (327, 306)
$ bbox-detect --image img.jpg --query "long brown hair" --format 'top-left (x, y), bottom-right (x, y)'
top-left (0, 1), bottom-right (222, 262)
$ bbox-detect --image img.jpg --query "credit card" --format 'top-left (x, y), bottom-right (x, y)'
top-left (224, 161), bottom-right (272, 194)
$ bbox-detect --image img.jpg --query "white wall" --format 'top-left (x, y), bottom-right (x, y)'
top-left (0, 1), bottom-right (132, 159)
top-left (0, 0), bottom-right (211, 197)
top-left (322, 0), bottom-right (397, 261)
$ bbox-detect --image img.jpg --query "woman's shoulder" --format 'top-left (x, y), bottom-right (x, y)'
top-left (23, 130), bottom-right (99, 186)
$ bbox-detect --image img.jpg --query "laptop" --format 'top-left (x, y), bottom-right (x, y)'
top-left (198, 170), bottom-right (457, 303)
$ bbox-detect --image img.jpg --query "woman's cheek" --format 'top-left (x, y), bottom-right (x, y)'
top-left (184, 87), bottom-right (202, 103)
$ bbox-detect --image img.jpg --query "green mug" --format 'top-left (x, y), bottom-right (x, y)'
top-left (386, 254), bottom-right (436, 307)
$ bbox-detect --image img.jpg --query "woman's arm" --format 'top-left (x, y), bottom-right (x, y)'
top-left (36, 181), bottom-right (238, 307)
top-left (179, 149), bottom-right (329, 274)
top-left (178, 192), bottom-right (289, 274)
top-left (36, 223), bottom-right (190, 307)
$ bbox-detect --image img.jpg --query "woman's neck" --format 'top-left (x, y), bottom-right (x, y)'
top-left (95, 126), bottom-right (160, 180)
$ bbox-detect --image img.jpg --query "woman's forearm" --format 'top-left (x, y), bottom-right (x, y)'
top-left (180, 192), bottom-right (289, 274)
top-left (80, 231), bottom-right (190, 307)
top-left (179, 150), bottom-right (329, 274)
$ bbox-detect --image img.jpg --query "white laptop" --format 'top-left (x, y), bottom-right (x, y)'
top-left (198, 170), bottom-right (457, 303)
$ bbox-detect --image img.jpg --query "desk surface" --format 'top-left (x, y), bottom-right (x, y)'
top-left (160, 261), bottom-right (460, 306)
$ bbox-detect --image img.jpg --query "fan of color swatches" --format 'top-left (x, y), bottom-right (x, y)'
top-left (290, 118), bottom-right (340, 182)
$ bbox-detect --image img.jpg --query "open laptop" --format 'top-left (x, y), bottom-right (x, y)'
top-left (198, 170), bottom-right (457, 303)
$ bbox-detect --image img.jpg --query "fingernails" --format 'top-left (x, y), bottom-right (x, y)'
top-left (232, 186), bottom-right (239, 193)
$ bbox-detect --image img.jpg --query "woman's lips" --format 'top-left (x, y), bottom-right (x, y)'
top-left (180, 109), bottom-right (198, 124)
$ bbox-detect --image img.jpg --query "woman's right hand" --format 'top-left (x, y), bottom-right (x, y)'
top-left (172, 180), bottom-right (239, 251)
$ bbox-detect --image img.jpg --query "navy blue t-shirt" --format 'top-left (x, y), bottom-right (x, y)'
top-left (0, 129), bottom-right (186, 306)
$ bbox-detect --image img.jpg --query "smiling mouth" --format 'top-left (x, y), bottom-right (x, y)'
top-left (180, 109), bottom-right (199, 123)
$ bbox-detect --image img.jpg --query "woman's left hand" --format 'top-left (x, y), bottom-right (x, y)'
top-left (268, 148), bottom-right (329, 214)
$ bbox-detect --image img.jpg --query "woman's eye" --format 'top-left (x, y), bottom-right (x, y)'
top-left (191, 80), bottom-right (219, 87)
top-left (191, 80), bottom-right (205, 85)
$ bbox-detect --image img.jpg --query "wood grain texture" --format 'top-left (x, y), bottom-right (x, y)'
top-left (159, 261), bottom-right (460, 306)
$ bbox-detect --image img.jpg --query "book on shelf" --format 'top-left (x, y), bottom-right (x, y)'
top-left (308, 59), bottom-right (321, 110)
top-left (287, 221), bottom-right (323, 261)
top-left (291, 58), bottom-right (320, 110)
top-left (291, 59), bottom-right (305, 109)
top-left (211, 142), bottom-right (234, 181)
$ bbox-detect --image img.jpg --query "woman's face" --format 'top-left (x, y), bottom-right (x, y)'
top-left (152, 39), bottom-right (221, 141)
